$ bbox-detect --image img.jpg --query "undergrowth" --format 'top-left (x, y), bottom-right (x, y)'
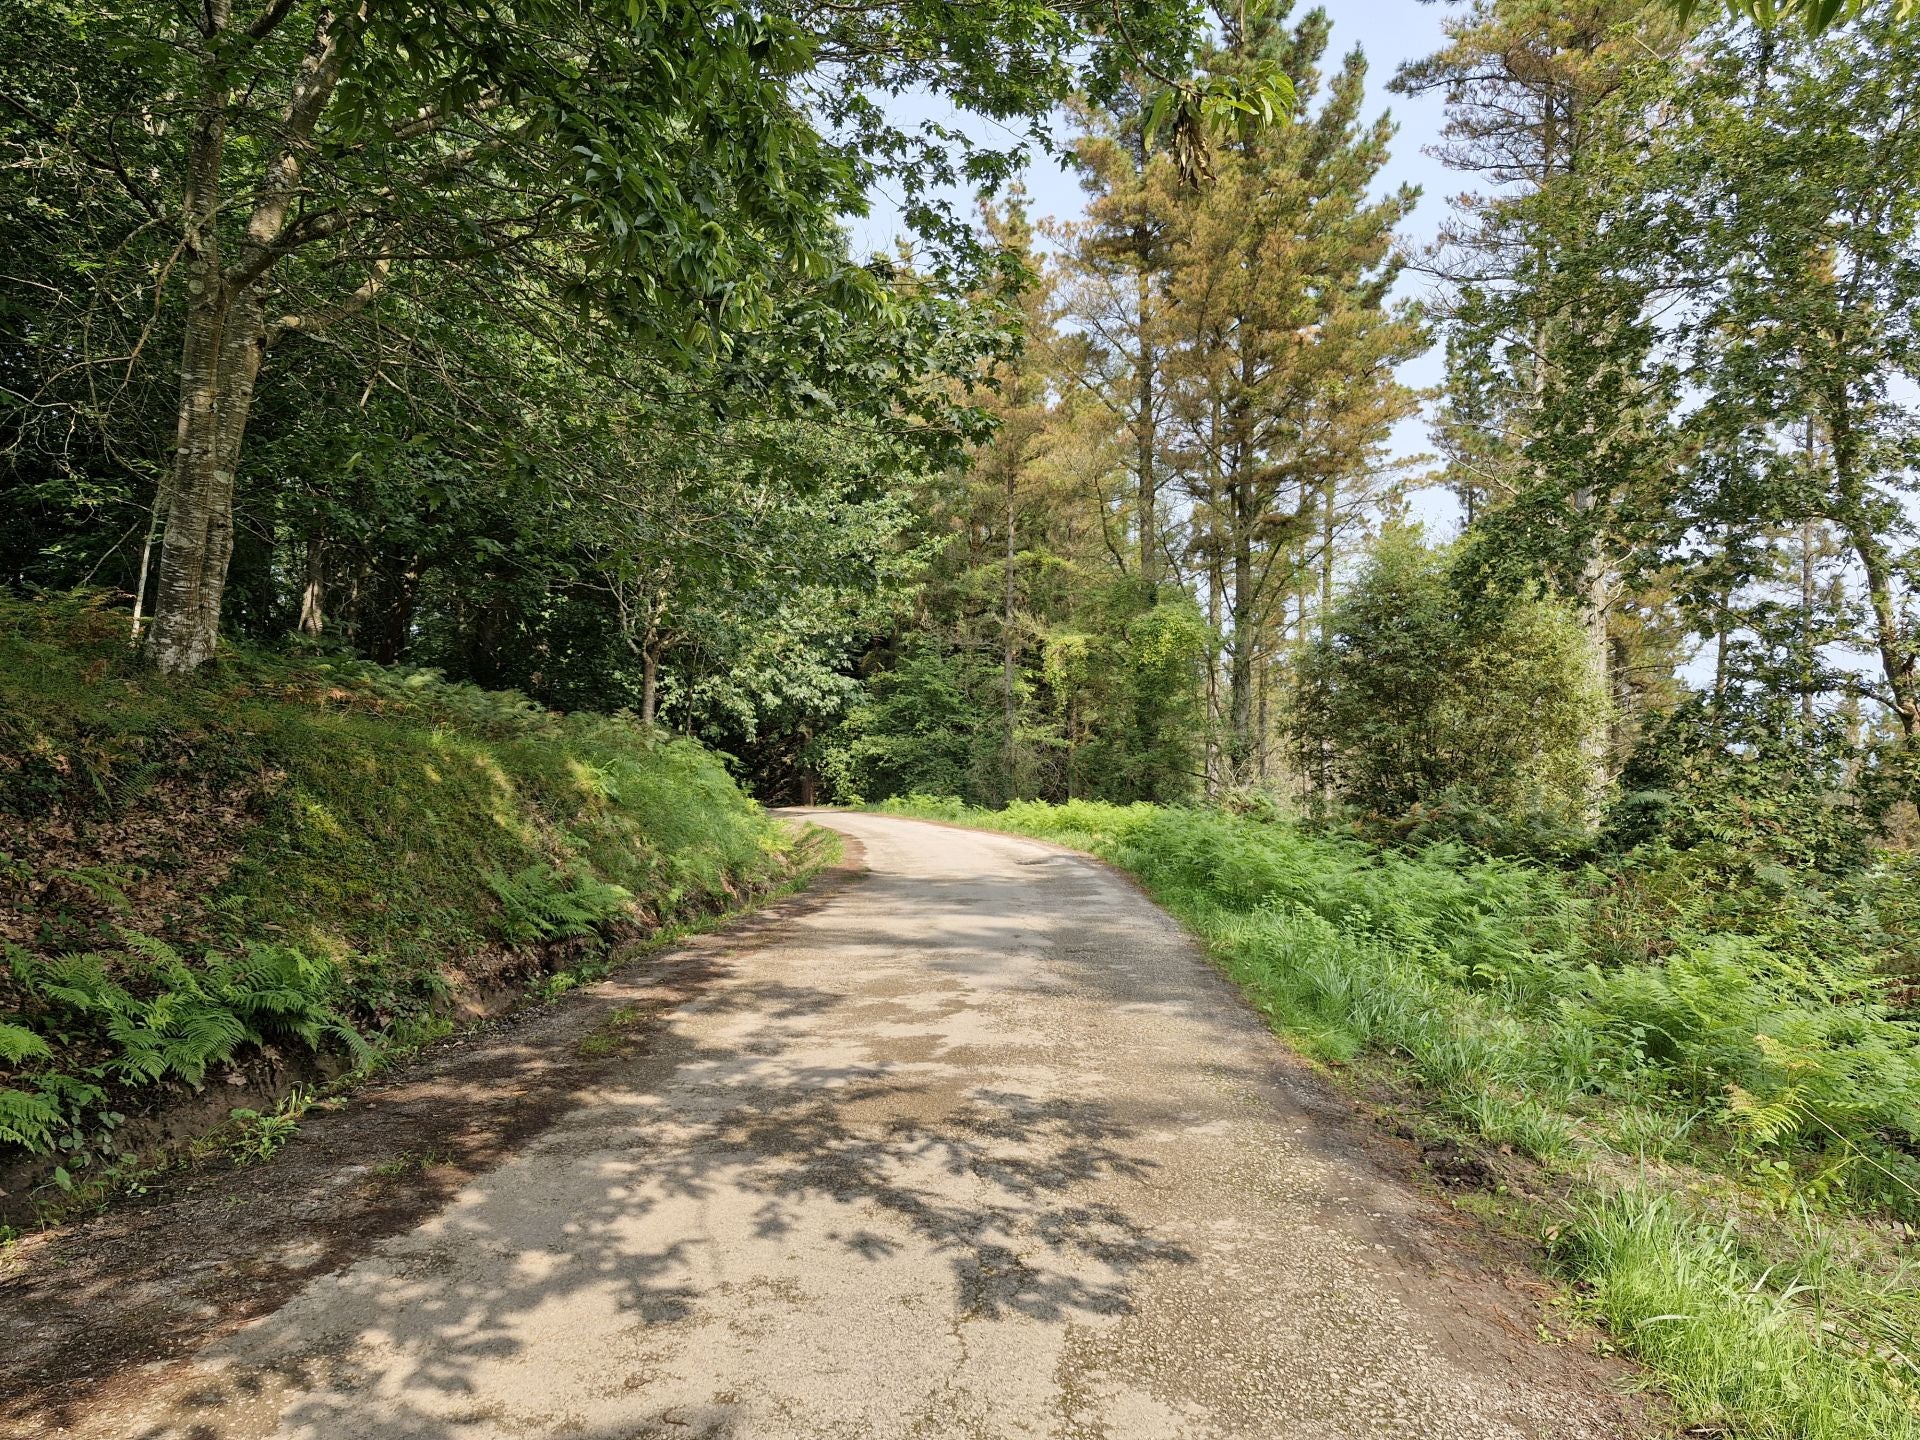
top-left (0, 593), bottom-right (800, 1204)
top-left (872, 795), bottom-right (1920, 1440)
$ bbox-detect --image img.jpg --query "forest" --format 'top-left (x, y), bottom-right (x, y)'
top-left (4, 0), bottom-right (1920, 1437)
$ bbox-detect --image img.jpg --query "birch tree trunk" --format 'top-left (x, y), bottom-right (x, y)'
top-left (144, 4), bottom-right (362, 673)
top-left (640, 639), bottom-right (662, 727)
top-left (146, 289), bottom-right (266, 672)
top-left (144, 13), bottom-right (242, 674)
top-left (298, 537), bottom-right (327, 636)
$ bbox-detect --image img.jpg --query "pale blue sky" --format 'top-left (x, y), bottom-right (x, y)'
top-left (847, 1), bottom-right (1462, 523)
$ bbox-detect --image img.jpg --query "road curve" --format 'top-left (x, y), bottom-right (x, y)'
top-left (108, 810), bottom-right (1642, 1440)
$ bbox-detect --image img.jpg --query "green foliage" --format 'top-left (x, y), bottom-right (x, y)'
top-left (1055, 594), bottom-right (1210, 804)
top-left (1293, 531), bottom-right (1606, 829)
top-left (486, 865), bottom-right (634, 945)
top-left (831, 589), bottom-right (1209, 809)
top-left (0, 932), bottom-right (366, 1162)
top-left (1691, 0), bottom-right (1919, 35)
top-left (0, 1086), bottom-right (65, 1151)
top-left (227, 1092), bottom-right (312, 1166)
top-left (9, 938), bottom-right (365, 1089)
top-left (1580, 939), bottom-right (1920, 1197)
top-left (0, 1023), bottom-right (50, 1064)
top-left (1560, 1189), bottom-right (1920, 1440)
top-left (0, 0), bottom-right (1230, 696)
top-left (826, 645), bottom-right (990, 804)
top-left (1610, 694), bottom-right (1876, 877)
top-left (0, 594), bottom-right (797, 1179)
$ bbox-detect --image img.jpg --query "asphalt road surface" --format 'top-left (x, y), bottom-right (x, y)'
top-left (96, 810), bottom-right (1645, 1440)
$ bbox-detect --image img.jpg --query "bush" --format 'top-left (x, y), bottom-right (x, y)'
top-left (1292, 530), bottom-right (1605, 830)
top-left (824, 645), bottom-right (993, 804)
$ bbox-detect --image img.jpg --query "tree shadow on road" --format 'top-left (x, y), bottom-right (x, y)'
top-left (113, 882), bottom-right (1203, 1439)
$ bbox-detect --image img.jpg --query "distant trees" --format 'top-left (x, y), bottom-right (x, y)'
top-left (828, 198), bottom-right (1210, 808)
top-left (11, 0), bottom-right (1913, 825)
top-left (6, 1), bottom-right (870, 672)
top-left (1394, 0), bottom-right (1684, 777)
top-left (1321, 1), bottom-right (1920, 840)
top-left (839, 1), bottom-right (1423, 806)
top-left (1164, 10), bottom-right (1422, 780)
top-left (847, 0), bottom-right (1920, 832)
top-left (0, 0), bottom-right (1252, 676)
top-left (1653, 14), bottom-right (1920, 749)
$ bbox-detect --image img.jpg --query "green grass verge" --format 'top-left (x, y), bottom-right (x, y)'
top-left (0, 593), bottom-right (805, 1204)
top-left (870, 794), bottom-right (1920, 1440)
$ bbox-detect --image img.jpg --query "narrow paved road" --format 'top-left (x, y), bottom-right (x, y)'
top-left (107, 812), bottom-right (1642, 1439)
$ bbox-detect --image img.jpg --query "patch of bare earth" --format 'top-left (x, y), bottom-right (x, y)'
top-left (0, 774), bottom-right (264, 955)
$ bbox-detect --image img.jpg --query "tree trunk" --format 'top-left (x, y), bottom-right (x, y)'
top-left (373, 574), bottom-right (417, 665)
top-left (640, 639), bottom-right (662, 727)
top-left (144, 4), bottom-right (361, 674)
top-left (144, 24), bottom-right (245, 675)
top-left (1003, 463), bottom-right (1020, 800)
top-left (298, 536), bottom-right (327, 636)
top-left (1065, 691), bottom-right (1078, 801)
top-left (1829, 404), bottom-right (1917, 742)
top-left (1136, 260), bottom-right (1157, 594)
top-left (1228, 475), bottom-right (1255, 777)
top-left (130, 485), bottom-right (168, 644)
top-left (145, 287), bottom-right (265, 673)
top-left (1203, 389), bottom-right (1224, 796)
top-left (1571, 483), bottom-right (1613, 797)
top-left (1710, 569), bottom-right (1733, 714)
top-left (1319, 475), bottom-right (1336, 642)
top-left (1799, 517), bottom-right (1818, 731)
top-left (1255, 652), bottom-right (1270, 783)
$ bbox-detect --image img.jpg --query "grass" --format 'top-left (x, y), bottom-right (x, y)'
top-left (370, 1149), bottom-right (451, 1179)
top-left (226, 1090), bottom-right (313, 1165)
top-left (871, 794), bottom-right (1920, 1440)
top-left (1563, 1190), bottom-right (1920, 1440)
top-left (0, 593), bottom-right (809, 1208)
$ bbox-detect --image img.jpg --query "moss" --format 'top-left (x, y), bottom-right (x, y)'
top-left (0, 593), bottom-right (796, 1176)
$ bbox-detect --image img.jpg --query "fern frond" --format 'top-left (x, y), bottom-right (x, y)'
top-left (1727, 1083), bottom-right (1808, 1147)
top-left (0, 1086), bottom-right (62, 1150)
top-left (0, 1021), bottom-right (51, 1066)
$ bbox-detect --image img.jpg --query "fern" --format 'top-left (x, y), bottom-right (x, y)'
top-left (486, 863), bottom-right (633, 943)
top-left (0, 1022), bottom-right (50, 1066)
top-left (5, 933), bottom-right (368, 1111)
top-left (0, 1073), bottom-right (104, 1154)
top-left (1728, 1082), bottom-right (1809, 1149)
top-left (0, 1086), bottom-right (61, 1148)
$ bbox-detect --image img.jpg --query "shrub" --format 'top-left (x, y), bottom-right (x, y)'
top-left (1291, 530), bottom-right (1606, 830)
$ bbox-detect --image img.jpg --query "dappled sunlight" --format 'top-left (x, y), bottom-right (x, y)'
top-left (127, 1025), bottom-right (1197, 1437)
top-left (88, 811), bottom-right (1644, 1439)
